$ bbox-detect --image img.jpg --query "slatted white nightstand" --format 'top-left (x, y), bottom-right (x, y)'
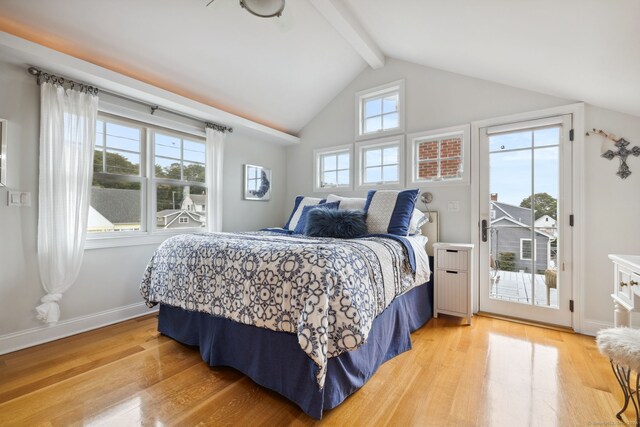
top-left (433, 243), bottom-right (474, 324)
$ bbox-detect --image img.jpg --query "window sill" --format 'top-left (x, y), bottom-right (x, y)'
top-left (84, 229), bottom-right (206, 250)
top-left (355, 128), bottom-right (404, 142)
top-left (313, 184), bottom-right (353, 193)
top-left (356, 182), bottom-right (405, 191)
top-left (407, 177), bottom-right (470, 187)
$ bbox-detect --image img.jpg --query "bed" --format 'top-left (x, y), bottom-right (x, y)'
top-left (140, 193), bottom-right (435, 419)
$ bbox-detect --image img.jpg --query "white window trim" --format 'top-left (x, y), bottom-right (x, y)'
top-left (313, 144), bottom-right (353, 192)
top-left (406, 124), bottom-right (470, 187)
top-left (355, 80), bottom-right (405, 141)
top-left (519, 238), bottom-right (537, 261)
top-left (85, 111), bottom-right (208, 250)
top-left (355, 135), bottom-right (405, 191)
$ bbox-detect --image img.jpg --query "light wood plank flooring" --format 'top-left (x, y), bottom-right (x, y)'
top-left (0, 314), bottom-right (627, 426)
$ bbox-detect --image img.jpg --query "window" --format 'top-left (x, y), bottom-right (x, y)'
top-left (520, 238), bottom-right (537, 260)
top-left (356, 136), bottom-right (404, 189)
top-left (407, 124), bottom-right (470, 186)
top-left (88, 113), bottom-right (207, 246)
top-left (356, 80), bottom-right (404, 140)
top-left (153, 130), bottom-right (207, 230)
top-left (313, 144), bottom-right (353, 192)
top-left (91, 117), bottom-right (144, 233)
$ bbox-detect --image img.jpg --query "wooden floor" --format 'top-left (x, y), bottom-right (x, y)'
top-left (0, 314), bottom-right (628, 426)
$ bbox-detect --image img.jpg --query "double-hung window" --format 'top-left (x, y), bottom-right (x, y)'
top-left (91, 116), bottom-right (145, 233)
top-left (356, 80), bottom-right (404, 140)
top-left (520, 238), bottom-right (536, 261)
top-left (313, 144), bottom-right (353, 192)
top-left (355, 136), bottom-right (404, 190)
top-left (87, 113), bottom-right (207, 248)
top-left (407, 124), bottom-right (470, 186)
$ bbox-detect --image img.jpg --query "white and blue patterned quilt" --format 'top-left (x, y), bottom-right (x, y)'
top-left (140, 231), bottom-right (430, 388)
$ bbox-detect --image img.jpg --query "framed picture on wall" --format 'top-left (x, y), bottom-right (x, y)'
top-left (244, 164), bottom-right (271, 201)
top-left (0, 119), bottom-right (6, 187)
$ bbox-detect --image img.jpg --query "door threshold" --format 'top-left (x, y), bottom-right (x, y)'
top-left (476, 311), bottom-right (575, 333)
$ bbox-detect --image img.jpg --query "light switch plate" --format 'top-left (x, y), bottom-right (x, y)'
top-left (8, 191), bottom-right (31, 207)
top-left (447, 200), bottom-right (460, 213)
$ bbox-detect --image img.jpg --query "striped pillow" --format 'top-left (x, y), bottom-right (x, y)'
top-left (363, 189), bottom-right (420, 236)
top-left (284, 196), bottom-right (326, 231)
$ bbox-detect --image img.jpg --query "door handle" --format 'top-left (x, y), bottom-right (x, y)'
top-left (482, 219), bottom-right (488, 242)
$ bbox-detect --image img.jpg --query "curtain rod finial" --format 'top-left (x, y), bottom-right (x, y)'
top-left (28, 67), bottom-right (40, 76)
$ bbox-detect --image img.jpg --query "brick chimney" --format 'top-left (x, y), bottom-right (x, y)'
top-left (490, 193), bottom-right (498, 201)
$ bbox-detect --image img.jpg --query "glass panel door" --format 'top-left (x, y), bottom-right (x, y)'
top-left (479, 115), bottom-right (572, 327)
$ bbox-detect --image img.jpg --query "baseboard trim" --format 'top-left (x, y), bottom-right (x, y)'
top-left (581, 319), bottom-right (614, 337)
top-left (0, 302), bottom-right (158, 356)
top-left (476, 311), bottom-right (575, 333)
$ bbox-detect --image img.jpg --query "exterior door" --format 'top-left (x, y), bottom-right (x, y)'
top-left (478, 115), bottom-right (573, 327)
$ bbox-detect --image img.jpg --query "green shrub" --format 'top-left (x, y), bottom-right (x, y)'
top-left (498, 252), bottom-right (516, 272)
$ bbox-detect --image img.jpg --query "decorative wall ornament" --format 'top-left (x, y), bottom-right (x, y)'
top-left (244, 164), bottom-right (271, 201)
top-left (586, 129), bottom-right (640, 179)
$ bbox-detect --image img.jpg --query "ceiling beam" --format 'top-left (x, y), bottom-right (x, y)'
top-left (309, 0), bottom-right (385, 69)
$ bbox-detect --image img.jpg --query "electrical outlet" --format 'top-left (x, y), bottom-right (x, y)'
top-left (447, 200), bottom-right (460, 213)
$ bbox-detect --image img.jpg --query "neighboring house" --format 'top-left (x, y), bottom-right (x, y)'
top-left (157, 187), bottom-right (206, 229)
top-left (490, 200), bottom-right (555, 273)
top-left (88, 187), bottom-right (141, 232)
top-left (534, 214), bottom-right (558, 237)
top-left (181, 194), bottom-right (206, 213)
top-left (156, 209), bottom-right (206, 229)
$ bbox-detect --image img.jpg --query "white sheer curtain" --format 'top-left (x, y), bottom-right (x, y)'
top-left (36, 82), bottom-right (98, 324)
top-left (205, 127), bottom-right (226, 232)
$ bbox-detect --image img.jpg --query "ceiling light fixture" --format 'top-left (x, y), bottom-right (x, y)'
top-left (207, 0), bottom-right (285, 18)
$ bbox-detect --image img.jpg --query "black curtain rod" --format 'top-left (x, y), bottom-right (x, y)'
top-left (27, 66), bottom-right (233, 133)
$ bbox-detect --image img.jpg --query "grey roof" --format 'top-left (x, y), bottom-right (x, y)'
top-left (91, 187), bottom-right (140, 224)
top-left (491, 201), bottom-right (532, 225)
top-left (156, 209), bottom-right (182, 218)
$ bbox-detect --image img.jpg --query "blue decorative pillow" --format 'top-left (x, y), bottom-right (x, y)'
top-left (363, 189), bottom-right (419, 236)
top-left (305, 208), bottom-right (368, 238)
top-left (284, 196), bottom-right (326, 231)
top-left (293, 201), bottom-right (340, 234)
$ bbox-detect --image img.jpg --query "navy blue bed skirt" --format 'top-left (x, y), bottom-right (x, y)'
top-left (158, 281), bottom-right (433, 419)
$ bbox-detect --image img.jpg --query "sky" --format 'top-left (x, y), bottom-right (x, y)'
top-left (96, 120), bottom-right (205, 172)
top-left (489, 127), bottom-right (560, 207)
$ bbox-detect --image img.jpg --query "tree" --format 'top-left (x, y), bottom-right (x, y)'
top-left (520, 192), bottom-right (557, 220)
top-left (92, 151), bottom-right (139, 190)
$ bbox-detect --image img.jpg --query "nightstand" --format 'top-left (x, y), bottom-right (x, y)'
top-left (433, 242), bottom-right (474, 324)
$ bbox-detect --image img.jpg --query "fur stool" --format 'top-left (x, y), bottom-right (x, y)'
top-left (597, 327), bottom-right (640, 425)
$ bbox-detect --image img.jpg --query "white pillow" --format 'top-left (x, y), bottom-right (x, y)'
top-left (408, 209), bottom-right (428, 235)
top-left (326, 194), bottom-right (366, 211)
top-left (284, 196), bottom-right (326, 231)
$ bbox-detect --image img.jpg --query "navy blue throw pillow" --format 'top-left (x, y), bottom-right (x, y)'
top-left (305, 209), bottom-right (368, 239)
top-left (293, 202), bottom-right (340, 234)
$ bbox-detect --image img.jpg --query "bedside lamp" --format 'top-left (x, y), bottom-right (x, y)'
top-left (420, 191), bottom-right (433, 223)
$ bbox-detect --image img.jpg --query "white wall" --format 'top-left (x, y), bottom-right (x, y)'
top-left (286, 58), bottom-right (572, 242)
top-left (583, 106), bottom-right (640, 329)
top-left (285, 57), bottom-right (640, 331)
top-left (0, 58), bottom-right (287, 342)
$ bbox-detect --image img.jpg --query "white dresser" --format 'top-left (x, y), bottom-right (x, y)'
top-left (433, 243), bottom-right (474, 324)
top-left (609, 254), bottom-right (640, 327)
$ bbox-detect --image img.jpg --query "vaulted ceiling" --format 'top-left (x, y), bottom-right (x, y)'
top-left (0, 0), bottom-right (638, 136)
